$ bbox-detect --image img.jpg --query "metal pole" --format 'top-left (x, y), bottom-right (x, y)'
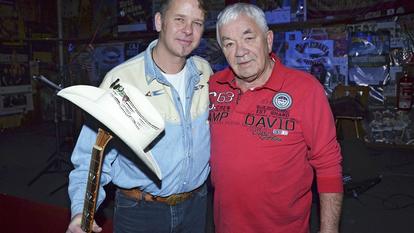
top-left (57, 0), bottom-right (64, 73)
top-left (57, 0), bottom-right (66, 120)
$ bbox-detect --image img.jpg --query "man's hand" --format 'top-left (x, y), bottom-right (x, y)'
top-left (65, 213), bottom-right (102, 233)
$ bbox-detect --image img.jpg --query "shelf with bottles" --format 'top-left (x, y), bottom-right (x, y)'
top-left (364, 104), bottom-right (414, 147)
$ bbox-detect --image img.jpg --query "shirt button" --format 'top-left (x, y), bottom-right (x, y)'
top-left (183, 182), bottom-right (187, 185)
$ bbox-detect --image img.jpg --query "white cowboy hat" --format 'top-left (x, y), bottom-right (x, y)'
top-left (57, 81), bottom-right (165, 179)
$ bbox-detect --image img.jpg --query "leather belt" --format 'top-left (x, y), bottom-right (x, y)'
top-left (119, 185), bottom-right (202, 206)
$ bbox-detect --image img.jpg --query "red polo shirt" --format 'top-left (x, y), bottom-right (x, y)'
top-left (209, 54), bottom-right (343, 233)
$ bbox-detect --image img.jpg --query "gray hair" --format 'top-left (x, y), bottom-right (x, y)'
top-left (216, 3), bottom-right (269, 47)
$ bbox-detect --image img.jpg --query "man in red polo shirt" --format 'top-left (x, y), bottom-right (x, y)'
top-left (209, 3), bottom-right (343, 233)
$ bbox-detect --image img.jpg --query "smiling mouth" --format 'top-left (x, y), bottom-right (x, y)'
top-left (177, 39), bottom-right (192, 46)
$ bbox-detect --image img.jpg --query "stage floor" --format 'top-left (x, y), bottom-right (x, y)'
top-left (1, 120), bottom-right (414, 233)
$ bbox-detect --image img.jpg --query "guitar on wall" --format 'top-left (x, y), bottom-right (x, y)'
top-left (81, 128), bottom-right (113, 233)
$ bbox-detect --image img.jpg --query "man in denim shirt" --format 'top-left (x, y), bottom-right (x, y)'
top-left (65, 0), bottom-right (212, 232)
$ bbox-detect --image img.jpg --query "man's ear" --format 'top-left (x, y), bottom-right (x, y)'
top-left (154, 12), bottom-right (162, 32)
top-left (266, 30), bottom-right (274, 52)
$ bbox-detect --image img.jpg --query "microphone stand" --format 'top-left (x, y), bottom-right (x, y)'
top-left (28, 75), bottom-right (72, 195)
top-left (33, 75), bottom-right (63, 91)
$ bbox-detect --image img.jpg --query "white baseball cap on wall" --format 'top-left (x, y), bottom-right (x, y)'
top-left (57, 80), bottom-right (165, 179)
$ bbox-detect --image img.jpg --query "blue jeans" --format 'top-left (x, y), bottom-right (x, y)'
top-left (113, 184), bottom-right (208, 233)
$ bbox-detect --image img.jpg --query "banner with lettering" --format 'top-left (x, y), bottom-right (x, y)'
top-left (307, 0), bottom-right (414, 20)
top-left (284, 30), bottom-right (348, 94)
top-left (117, 0), bottom-right (152, 33)
top-left (285, 31), bottom-right (334, 69)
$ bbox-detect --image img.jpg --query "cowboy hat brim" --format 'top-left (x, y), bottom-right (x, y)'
top-left (57, 84), bottom-right (164, 179)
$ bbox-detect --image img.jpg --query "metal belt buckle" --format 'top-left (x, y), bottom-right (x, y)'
top-left (165, 193), bottom-right (188, 206)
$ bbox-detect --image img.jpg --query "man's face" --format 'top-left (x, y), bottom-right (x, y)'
top-left (219, 14), bottom-right (273, 83)
top-left (155, 0), bottom-right (205, 58)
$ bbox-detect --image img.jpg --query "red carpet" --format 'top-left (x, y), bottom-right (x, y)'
top-left (0, 193), bottom-right (113, 233)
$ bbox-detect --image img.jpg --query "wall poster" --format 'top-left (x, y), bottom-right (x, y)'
top-left (0, 43), bottom-right (33, 116)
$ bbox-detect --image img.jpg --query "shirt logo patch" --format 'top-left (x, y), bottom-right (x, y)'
top-left (272, 92), bottom-right (292, 110)
top-left (145, 89), bottom-right (165, 96)
top-left (273, 129), bottom-right (289, 136)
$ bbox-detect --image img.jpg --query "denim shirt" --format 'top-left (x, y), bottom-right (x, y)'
top-left (68, 40), bottom-right (212, 217)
